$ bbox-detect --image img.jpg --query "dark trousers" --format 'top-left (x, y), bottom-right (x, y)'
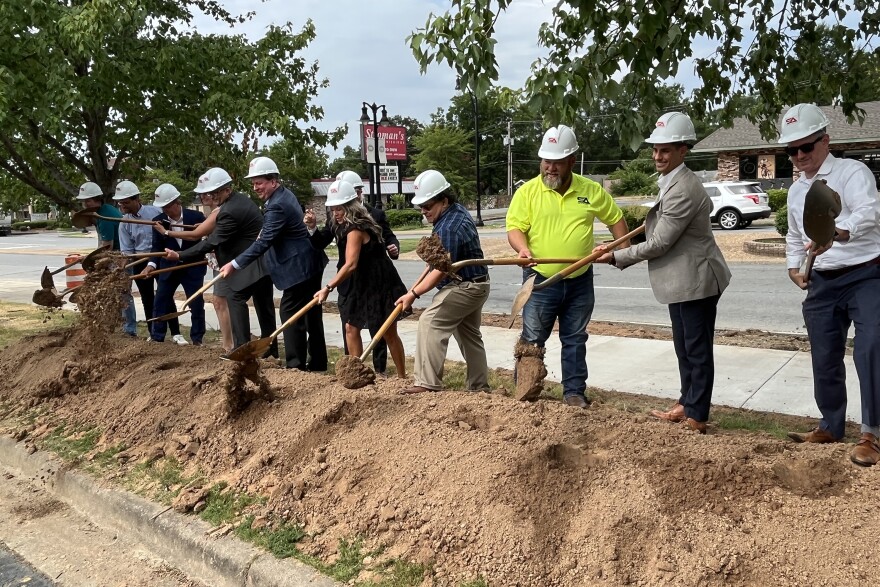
top-left (338, 292), bottom-right (388, 372)
top-left (152, 270), bottom-right (206, 343)
top-left (804, 264), bottom-right (880, 439)
top-left (228, 275), bottom-right (278, 357)
top-left (131, 273), bottom-right (159, 337)
top-left (280, 274), bottom-right (327, 371)
top-left (668, 294), bottom-right (721, 422)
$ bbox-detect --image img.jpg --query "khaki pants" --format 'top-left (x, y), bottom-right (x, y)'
top-left (414, 280), bottom-right (490, 390)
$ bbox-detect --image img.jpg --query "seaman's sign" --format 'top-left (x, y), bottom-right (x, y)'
top-left (362, 126), bottom-right (407, 161)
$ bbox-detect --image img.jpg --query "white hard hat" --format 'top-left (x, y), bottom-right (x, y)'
top-left (112, 180), bottom-right (141, 201)
top-left (777, 103), bottom-right (830, 144)
top-left (153, 183), bottom-right (181, 207)
top-left (245, 156), bottom-right (280, 179)
top-left (537, 125), bottom-right (579, 159)
top-left (326, 180), bottom-right (358, 206)
top-left (194, 168), bottom-right (233, 194)
top-left (644, 112), bottom-right (697, 144)
top-left (412, 170), bottom-right (451, 206)
top-left (77, 181), bottom-right (104, 200)
top-left (336, 170), bottom-right (364, 189)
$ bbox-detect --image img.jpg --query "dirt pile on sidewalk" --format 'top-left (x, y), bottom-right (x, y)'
top-left (1, 328), bottom-right (879, 586)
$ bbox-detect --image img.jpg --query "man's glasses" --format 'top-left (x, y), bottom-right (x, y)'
top-left (785, 135), bottom-right (824, 157)
top-left (419, 201), bottom-right (436, 211)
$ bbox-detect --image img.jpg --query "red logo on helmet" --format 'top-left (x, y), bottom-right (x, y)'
top-left (330, 187), bottom-right (337, 193)
top-left (657, 122), bottom-right (665, 127)
top-left (414, 184), bottom-right (419, 190)
top-left (548, 138), bottom-right (558, 144)
top-left (785, 117), bottom-right (798, 124)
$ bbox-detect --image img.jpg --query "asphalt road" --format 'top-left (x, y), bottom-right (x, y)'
top-left (0, 542), bottom-right (54, 586)
top-left (0, 229), bottom-right (806, 333)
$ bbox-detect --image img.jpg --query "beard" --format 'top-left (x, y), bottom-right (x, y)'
top-left (541, 170), bottom-right (566, 190)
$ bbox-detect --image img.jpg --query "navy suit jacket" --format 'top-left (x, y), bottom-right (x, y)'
top-left (233, 186), bottom-right (320, 290)
top-left (150, 208), bottom-right (208, 281)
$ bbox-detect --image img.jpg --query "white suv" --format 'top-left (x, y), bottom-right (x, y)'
top-left (703, 181), bottom-right (771, 230)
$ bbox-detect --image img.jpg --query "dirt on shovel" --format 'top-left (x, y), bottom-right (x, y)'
top-left (513, 339), bottom-right (547, 401)
top-left (335, 354), bottom-right (376, 388)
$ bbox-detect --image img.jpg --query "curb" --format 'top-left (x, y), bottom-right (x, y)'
top-left (0, 436), bottom-right (339, 587)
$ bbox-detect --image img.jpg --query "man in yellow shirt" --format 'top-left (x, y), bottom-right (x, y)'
top-left (507, 125), bottom-right (629, 407)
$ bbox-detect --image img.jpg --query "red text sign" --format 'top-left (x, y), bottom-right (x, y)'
top-left (362, 125), bottom-right (407, 160)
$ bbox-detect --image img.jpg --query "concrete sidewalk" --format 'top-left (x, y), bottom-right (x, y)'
top-left (137, 303), bottom-right (861, 425)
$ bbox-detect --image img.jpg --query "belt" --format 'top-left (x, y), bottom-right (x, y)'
top-left (462, 274), bottom-right (490, 283)
top-left (815, 255), bottom-right (880, 280)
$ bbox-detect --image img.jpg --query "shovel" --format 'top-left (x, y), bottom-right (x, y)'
top-left (41, 245), bottom-right (111, 288)
top-left (148, 273), bottom-right (223, 322)
top-left (72, 210), bottom-right (196, 230)
top-left (801, 180), bottom-right (842, 283)
top-left (508, 225), bottom-right (646, 328)
top-left (336, 266), bottom-right (432, 389)
top-left (224, 298), bottom-right (322, 362)
top-left (449, 257), bottom-right (581, 273)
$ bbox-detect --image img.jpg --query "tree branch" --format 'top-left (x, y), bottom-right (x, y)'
top-left (25, 119), bottom-right (91, 177)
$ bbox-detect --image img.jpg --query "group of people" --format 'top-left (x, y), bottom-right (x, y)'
top-left (73, 101), bottom-right (880, 467)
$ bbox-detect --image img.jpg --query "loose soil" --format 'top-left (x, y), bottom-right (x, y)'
top-left (6, 229), bottom-right (874, 586)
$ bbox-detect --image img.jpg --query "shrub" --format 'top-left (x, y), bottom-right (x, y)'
top-left (775, 204), bottom-right (788, 236)
top-left (620, 205), bottom-right (652, 243)
top-left (388, 194), bottom-right (408, 210)
top-left (766, 188), bottom-right (788, 212)
top-left (385, 209), bottom-right (423, 228)
top-left (11, 222), bottom-right (29, 231)
top-left (608, 168), bottom-right (658, 197)
top-left (45, 221), bottom-right (57, 230)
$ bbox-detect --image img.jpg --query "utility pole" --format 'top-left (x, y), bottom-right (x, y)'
top-left (505, 120), bottom-right (513, 197)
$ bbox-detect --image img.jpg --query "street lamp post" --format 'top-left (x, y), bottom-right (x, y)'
top-left (360, 102), bottom-right (390, 209)
top-left (457, 79), bottom-right (484, 226)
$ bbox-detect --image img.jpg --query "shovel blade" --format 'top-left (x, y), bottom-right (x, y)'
top-left (32, 288), bottom-right (63, 308)
top-left (148, 310), bottom-right (188, 323)
top-left (224, 338), bottom-right (273, 362)
top-left (508, 274), bottom-right (537, 328)
top-left (41, 266), bottom-right (55, 289)
top-left (71, 211), bottom-right (96, 229)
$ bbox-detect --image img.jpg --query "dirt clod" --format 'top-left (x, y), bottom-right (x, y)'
top-left (416, 234), bottom-right (452, 273)
top-left (514, 339), bottom-right (547, 401)
top-left (334, 355), bottom-right (375, 389)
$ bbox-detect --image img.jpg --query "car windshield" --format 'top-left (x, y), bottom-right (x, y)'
top-left (726, 184), bottom-right (765, 195)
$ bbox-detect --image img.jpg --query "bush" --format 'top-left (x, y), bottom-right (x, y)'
top-left (385, 209), bottom-right (423, 228)
top-left (775, 205), bottom-right (788, 236)
top-left (13, 220), bottom-right (49, 229)
top-left (766, 188), bottom-right (788, 212)
top-left (45, 221), bottom-right (57, 230)
top-left (620, 205), bottom-right (652, 243)
top-left (388, 194), bottom-right (408, 210)
top-left (608, 168), bottom-right (658, 197)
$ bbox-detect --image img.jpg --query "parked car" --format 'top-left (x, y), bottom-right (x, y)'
top-left (703, 181), bottom-right (772, 230)
top-left (0, 214), bottom-right (11, 237)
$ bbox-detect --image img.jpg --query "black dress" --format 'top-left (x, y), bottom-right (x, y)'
top-left (338, 226), bottom-right (407, 330)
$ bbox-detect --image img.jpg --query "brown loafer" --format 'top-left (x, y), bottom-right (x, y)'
top-left (650, 403), bottom-right (685, 423)
top-left (851, 433), bottom-right (880, 467)
top-left (683, 418), bottom-right (707, 434)
top-left (562, 394), bottom-right (589, 409)
top-left (398, 385), bottom-right (433, 395)
top-left (787, 428), bottom-right (839, 444)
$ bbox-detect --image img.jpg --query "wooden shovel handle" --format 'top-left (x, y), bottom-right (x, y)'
top-left (125, 251), bottom-right (169, 259)
top-left (130, 260), bottom-right (208, 278)
top-left (269, 297), bottom-right (321, 339)
top-left (358, 265), bottom-right (432, 362)
top-left (803, 245), bottom-right (818, 284)
top-left (93, 213), bottom-right (196, 229)
top-left (450, 257), bottom-right (582, 269)
top-left (534, 224), bottom-right (646, 291)
top-left (180, 274), bottom-right (223, 310)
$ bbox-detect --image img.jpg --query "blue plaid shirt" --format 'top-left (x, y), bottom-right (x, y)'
top-left (119, 204), bottom-right (162, 254)
top-left (433, 203), bottom-right (487, 289)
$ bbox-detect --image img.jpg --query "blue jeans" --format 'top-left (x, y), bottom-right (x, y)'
top-left (521, 266), bottom-right (595, 397)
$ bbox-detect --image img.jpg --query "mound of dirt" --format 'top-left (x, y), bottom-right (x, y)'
top-left (2, 326), bottom-right (879, 586)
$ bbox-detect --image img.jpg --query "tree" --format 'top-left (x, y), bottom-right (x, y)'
top-left (327, 146), bottom-right (368, 180)
top-left (608, 149), bottom-right (658, 197)
top-left (259, 139), bottom-right (329, 206)
top-left (409, 0), bottom-right (879, 148)
top-left (0, 0), bottom-right (343, 211)
top-left (411, 125), bottom-right (475, 201)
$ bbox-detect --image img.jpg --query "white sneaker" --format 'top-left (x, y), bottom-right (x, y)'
top-left (172, 334), bottom-right (189, 346)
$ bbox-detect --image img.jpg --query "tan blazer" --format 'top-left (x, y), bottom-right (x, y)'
top-left (614, 167), bottom-right (731, 304)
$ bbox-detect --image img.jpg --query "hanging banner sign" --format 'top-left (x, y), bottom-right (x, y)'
top-left (362, 126), bottom-right (407, 160)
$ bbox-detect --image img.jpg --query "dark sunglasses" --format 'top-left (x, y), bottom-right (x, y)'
top-left (419, 201), bottom-right (436, 211)
top-left (785, 135), bottom-right (824, 157)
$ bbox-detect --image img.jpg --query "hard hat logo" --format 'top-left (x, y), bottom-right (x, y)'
top-left (785, 117), bottom-right (798, 124)
top-left (548, 137), bottom-right (558, 144)
top-left (657, 122), bottom-right (666, 127)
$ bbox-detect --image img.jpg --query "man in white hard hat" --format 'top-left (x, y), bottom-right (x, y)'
top-left (595, 112), bottom-right (731, 433)
top-left (215, 157), bottom-right (326, 370)
top-left (507, 125), bottom-right (630, 408)
top-left (304, 169), bottom-right (400, 375)
top-left (143, 184), bottom-right (207, 345)
top-left (395, 169), bottom-right (490, 395)
top-left (76, 181), bottom-right (121, 250)
top-left (779, 103), bottom-right (880, 466)
top-left (114, 180), bottom-right (162, 338)
top-left (167, 167), bottom-right (278, 358)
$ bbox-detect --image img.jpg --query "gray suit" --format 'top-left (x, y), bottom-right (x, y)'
top-left (613, 166), bottom-right (731, 422)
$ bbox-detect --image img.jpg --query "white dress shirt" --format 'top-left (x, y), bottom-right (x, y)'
top-left (785, 154), bottom-right (880, 270)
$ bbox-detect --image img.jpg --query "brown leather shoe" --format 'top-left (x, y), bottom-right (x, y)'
top-left (398, 385), bottom-right (433, 395)
top-left (650, 403), bottom-right (685, 423)
top-left (562, 395), bottom-right (589, 409)
top-left (787, 428), bottom-right (839, 444)
top-left (851, 433), bottom-right (880, 467)
top-left (683, 418), bottom-right (707, 434)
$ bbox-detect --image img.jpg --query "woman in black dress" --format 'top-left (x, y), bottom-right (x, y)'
top-left (314, 180), bottom-right (407, 377)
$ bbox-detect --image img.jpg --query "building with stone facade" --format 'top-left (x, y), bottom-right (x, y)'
top-left (693, 101), bottom-right (880, 189)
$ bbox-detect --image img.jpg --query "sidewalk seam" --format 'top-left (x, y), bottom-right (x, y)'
top-left (737, 350), bottom-right (802, 409)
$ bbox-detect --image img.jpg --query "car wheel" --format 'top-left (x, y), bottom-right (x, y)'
top-left (718, 209), bottom-right (742, 230)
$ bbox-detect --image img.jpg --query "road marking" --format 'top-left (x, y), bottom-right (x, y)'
top-left (0, 244), bottom-right (39, 251)
top-left (595, 286), bottom-right (653, 291)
